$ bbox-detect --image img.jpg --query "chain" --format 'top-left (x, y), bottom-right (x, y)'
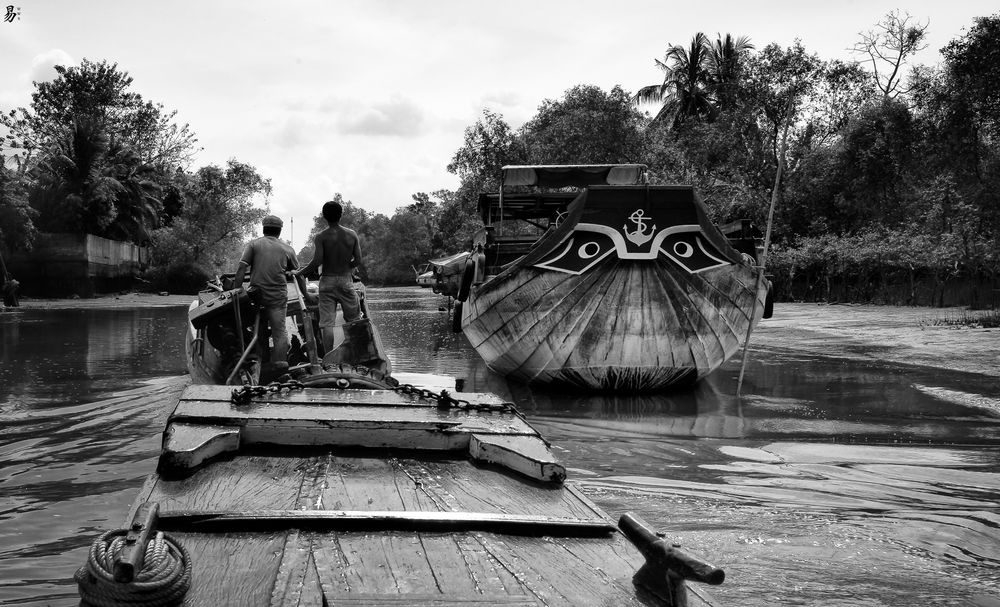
top-left (230, 378), bottom-right (515, 414)
top-left (231, 380), bottom-right (306, 405)
top-left (391, 383), bottom-right (516, 414)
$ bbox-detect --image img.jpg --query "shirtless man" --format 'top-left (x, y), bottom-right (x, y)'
top-left (295, 201), bottom-right (363, 350)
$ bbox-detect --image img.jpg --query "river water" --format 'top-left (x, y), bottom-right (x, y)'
top-left (1, 287), bottom-right (998, 606)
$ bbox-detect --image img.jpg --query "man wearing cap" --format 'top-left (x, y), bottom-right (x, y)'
top-left (234, 215), bottom-right (300, 375)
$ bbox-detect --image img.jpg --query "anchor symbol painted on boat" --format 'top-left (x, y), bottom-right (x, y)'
top-left (623, 209), bottom-right (656, 246)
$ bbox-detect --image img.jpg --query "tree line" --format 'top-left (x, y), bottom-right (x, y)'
top-left (2, 12), bottom-right (998, 305)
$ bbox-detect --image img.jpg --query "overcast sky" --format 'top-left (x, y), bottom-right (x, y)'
top-left (1, 1), bottom-right (995, 250)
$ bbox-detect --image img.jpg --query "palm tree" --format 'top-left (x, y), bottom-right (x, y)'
top-left (30, 118), bottom-right (161, 241)
top-left (31, 118), bottom-right (119, 234)
top-left (636, 32), bottom-right (754, 126)
top-left (102, 140), bottom-right (162, 242)
top-left (635, 32), bottom-right (714, 126)
top-left (708, 34), bottom-right (754, 112)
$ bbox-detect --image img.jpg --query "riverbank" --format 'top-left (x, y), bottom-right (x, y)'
top-left (750, 303), bottom-right (999, 379)
top-left (6, 294), bottom-right (998, 379)
top-left (10, 292), bottom-right (193, 309)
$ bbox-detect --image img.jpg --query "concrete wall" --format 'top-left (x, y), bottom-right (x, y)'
top-left (5, 233), bottom-right (148, 297)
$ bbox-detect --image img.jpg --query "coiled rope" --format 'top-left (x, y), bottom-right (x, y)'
top-left (75, 528), bottom-right (192, 607)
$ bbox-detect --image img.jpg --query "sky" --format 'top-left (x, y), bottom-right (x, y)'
top-left (1, 0), bottom-right (996, 251)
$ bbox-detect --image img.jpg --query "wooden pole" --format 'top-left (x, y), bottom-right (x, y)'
top-left (736, 93), bottom-right (794, 396)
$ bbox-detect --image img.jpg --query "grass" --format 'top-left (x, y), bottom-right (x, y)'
top-left (926, 309), bottom-right (1000, 328)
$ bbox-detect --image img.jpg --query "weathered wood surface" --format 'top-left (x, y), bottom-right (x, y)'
top-left (131, 449), bottom-right (722, 605)
top-left (150, 528), bottom-right (680, 606)
top-left (147, 453), bottom-right (602, 524)
top-left (463, 254), bottom-right (766, 390)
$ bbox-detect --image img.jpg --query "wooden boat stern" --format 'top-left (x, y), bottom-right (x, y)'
top-left (158, 384), bottom-right (566, 483)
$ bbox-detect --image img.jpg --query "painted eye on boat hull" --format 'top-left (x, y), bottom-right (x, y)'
top-left (533, 232), bottom-right (616, 275)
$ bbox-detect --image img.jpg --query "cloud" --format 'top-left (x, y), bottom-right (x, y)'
top-left (29, 49), bottom-right (75, 83)
top-left (335, 96), bottom-right (425, 137)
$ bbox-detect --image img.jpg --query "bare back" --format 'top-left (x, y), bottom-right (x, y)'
top-left (313, 225), bottom-right (361, 276)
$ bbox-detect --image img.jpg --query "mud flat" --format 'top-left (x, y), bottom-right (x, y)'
top-left (752, 303), bottom-right (999, 378)
top-left (13, 292), bottom-right (193, 309)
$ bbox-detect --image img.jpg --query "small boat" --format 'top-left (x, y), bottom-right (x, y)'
top-left (428, 251), bottom-right (470, 298)
top-left (185, 275), bottom-right (392, 388)
top-left (454, 164), bottom-right (772, 392)
top-left (414, 263), bottom-right (436, 288)
top-left (74, 381), bottom-right (724, 606)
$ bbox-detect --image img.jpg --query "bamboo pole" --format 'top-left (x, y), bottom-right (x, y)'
top-left (736, 93), bottom-right (795, 396)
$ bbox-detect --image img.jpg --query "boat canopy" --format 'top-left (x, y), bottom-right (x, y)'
top-left (429, 251), bottom-right (469, 270)
top-left (502, 165), bottom-right (647, 188)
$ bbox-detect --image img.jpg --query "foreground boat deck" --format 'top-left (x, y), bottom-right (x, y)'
top-left (119, 385), bottom-right (717, 606)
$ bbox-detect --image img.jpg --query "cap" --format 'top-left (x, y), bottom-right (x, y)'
top-left (262, 215), bottom-right (283, 228)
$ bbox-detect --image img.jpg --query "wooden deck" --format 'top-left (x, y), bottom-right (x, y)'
top-left (116, 385), bottom-right (719, 606)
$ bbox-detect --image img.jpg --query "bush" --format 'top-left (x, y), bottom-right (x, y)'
top-left (141, 261), bottom-right (213, 294)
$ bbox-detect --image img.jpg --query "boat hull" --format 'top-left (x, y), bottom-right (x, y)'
top-left (462, 256), bottom-right (768, 391)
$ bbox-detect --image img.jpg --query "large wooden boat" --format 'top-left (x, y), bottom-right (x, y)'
top-left (75, 382), bottom-right (723, 606)
top-left (455, 165), bottom-right (772, 392)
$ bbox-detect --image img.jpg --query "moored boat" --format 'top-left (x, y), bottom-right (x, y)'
top-left (455, 164), bottom-right (772, 392)
top-left (414, 262), bottom-right (436, 288)
top-left (428, 250), bottom-right (470, 298)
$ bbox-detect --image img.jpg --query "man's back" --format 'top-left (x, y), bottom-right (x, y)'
top-left (316, 226), bottom-right (358, 275)
top-left (243, 236), bottom-right (297, 304)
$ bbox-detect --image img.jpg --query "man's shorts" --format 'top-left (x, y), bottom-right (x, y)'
top-left (318, 274), bottom-right (361, 328)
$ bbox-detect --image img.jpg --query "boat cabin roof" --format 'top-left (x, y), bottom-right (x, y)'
top-left (501, 164), bottom-right (647, 188)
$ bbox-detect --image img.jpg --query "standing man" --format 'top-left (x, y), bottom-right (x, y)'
top-left (295, 200), bottom-right (363, 351)
top-left (234, 215), bottom-right (300, 376)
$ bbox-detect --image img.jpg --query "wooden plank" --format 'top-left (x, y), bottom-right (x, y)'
top-left (181, 384), bottom-right (509, 407)
top-left (479, 534), bottom-right (649, 606)
top-left (156, 509), bottom-right (618, 534)
top-left (146, 455), bottom-right (309, 512)
top-left (468, 434), bottom-right (565, 482)
top-left (270, 530), bottom-right (319, 607)
top-left (160, 423), bottom-right (240, 474)
top-left (171, 400), bottom-right (533, 435)
top-left (168, 532), bottom-right (287, 606)
top-left (397, 459), bottom-right (606, 523)
top-left (321, 456), bottom-right (414, 511)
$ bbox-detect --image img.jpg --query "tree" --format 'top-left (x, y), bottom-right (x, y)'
top-left (148, 159), bottom-right (271, 274)
top-left (27, 117), bottom-right (162, 242)
top-left (1, 59), bottom-right (197, 172)
top-left (707, 34), bottom-right (755, 112)
top-left (941, 13), bottom-right (1000, 137)
top-left (365, 210), bottom-right (433, 285)
top-left (520, 85), bottom-right (646, 164)
top-left (0, 158), bottom-right (34, 251)
top-left (851, 10), bottom-right (929, 99)
top-left (635, 33), bottom-right (714, 126)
